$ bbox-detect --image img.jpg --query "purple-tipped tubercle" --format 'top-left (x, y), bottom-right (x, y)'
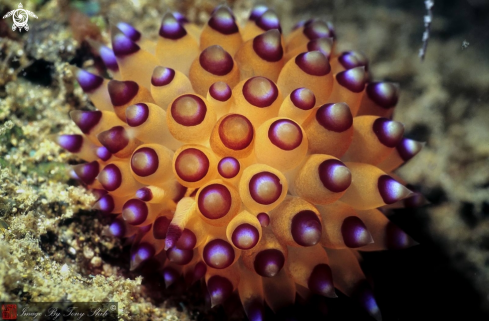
top-left (76, 69), bottom-right (104, 93)
top-left (242, 76), bottom-right (278, 108)
top-left (308, 264), bottom-right (337, 298)
top-left (162, 266), bottom-right (180, 288)
top-left (341, 216), bottom-right (374, 248)
top-left (268, 119), bottom-right (303, 151)
top-left (108, 80), bottom-right (139, 107)
top-left (373, 118), bottom-right (404, 148)
top-left (171, 94), bottom-right (207, 126)
top-left (336, 67), bottom-right (367, 93)
top-left (386, 221), bottom-right (416, 250)
top-left (112, 30), bottom-right (140, 57)
top-left (165, 223), bottom-right (183, 250)
top-left (96, 146), bottom-right (112, 161)
top-left (244, 299), bottom-right (265, 321)
top-left (136, 187), bottom-right (153, 202)
top-left (257, 213), bottom-right (270, 227)
top-left (338, 51), bottom-right (369, 70)
top-left (57, 134), bottom-right (83, 153)
top-left (73, 161), bottom-right (100, 185)
top-left (198, 184), bottom-right (232, 220)
top-left (203, 239), bottom-right (235, 269)
top-left (174, 148), bottom-right (210, 182)
top-left (131, 147), bottom-right (159, 177)
top-left (218, 157), bottom-right (240, 179)
top-left (122, 199), bottom-right (149, 225)
top-left (153, 216), bottom-right (170, 239)
top-left (208, 6), bottom-right (239, 35)
top-left (231, 223), bottom-right (259, 250)
top-left (159, 12), bottom-right (187, 40)
top-left (366, 82), bottom-right (400, 109)
top-left (193, 261), bottom-right (207, 282)
top-left (249, 5), bottom-right (268, 21)
top-left (151, 66), bottom-right (175, 87)
top-left (307, 38), bottom-right (334, 59)
top-left (315, 103), bottom-right (353, 133)
top-left (290, 88), bottom-right (316, 111)
top-left (378, 175), bottom-right (413, 205)
top-left (207, 275), bottom-right (234, 307)
top-left (91, 189), bottom-right (107, 201)
top-left (175, 229), bottom-right (197, 250)
top-left (318, 159), bottom-right (352, 193)
top-left (353, 281), bottom-right (382, 321)
top-left (209, 81), bottom-right (232, 102)
top-left (99, 46), bottom-right (119, 72)
top-left (254, 248), bottom-right (284, 277)
top-left (130, 242), bottom-right (155, 271)
top-left (303, 20), bottom-right (333, 40)
top-left (199, 45), bottom-right (234, 76)
top-left (97, 126), bottom-right (129, 154)
top-left (117, 22), bottom-right (141, 42)
top-left (172, 11), bottom-right (188, 24)
top-left (396, 138), bottom-right (423, 161)
top-left (256, 10), bottom-right (282, 33)
top-left (167, 246), bottom-right (193, 265)
top-left (126, 103), bottom-right (149, 127)
top-left (93, 194), bottom-right (115, 215)
top-left (98, 164), bottom-right (122, 191)
top-left (108, 218), bottom-right (126, 238)
top-left (291, 210), bottom-right (322, 246)
top-left (253, 29), bottom-right (283, 62)
top-left (219, 114), bottom-right (254, 150)
top-left (295, 51), bottom-right (330, 76)
top-left (249, 171), bottom-right (282, 205)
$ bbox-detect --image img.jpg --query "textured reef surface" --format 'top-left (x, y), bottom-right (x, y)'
top-left (1, 0), bottom-right (489, 320)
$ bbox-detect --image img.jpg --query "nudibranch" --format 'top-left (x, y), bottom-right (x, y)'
top-left (59, 5), bottom-right (425, 320)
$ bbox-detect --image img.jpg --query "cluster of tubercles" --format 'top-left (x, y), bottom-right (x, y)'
top-left (58, 5), bottom-right (425, 320)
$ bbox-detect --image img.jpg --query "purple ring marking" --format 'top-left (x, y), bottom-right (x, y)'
top-left (254, 248), bottom-right (284, 277)
top-left (198, 184), bottom-right (232, 219)
top-left (209, 81), bottom-right (232, 102)
top-left (318, 159), bottom-right (352, 193)
top-left (117, 22), bottom-right (141, 42)
top-left (174, 148), bottom-right (210, 182)
top-left (131, 147), bottom-right (159, 177)
top-left (295, 51), bottom-right (330, 76)
top-left (159, 12), bottom-right (187, 39)
top-left (218, 157), bottom-right (240, 179)
top-left (151, 66), bottom-right (176, 87)
top-left (315, 103), bottom-right (353, 133)
top-left (203, 239), bottom-right (235, 269)
top-left (122, 199), bottom-right (149, 225)
top-left (76, 69), bottom-right (104, 93)
top-left (249, 171), bottom-right (282, 205)
top-left (108, 80), bottom-right (139, 107)
top-left (98, 163), bottom-right (122, 191)
top-left (341, 216), bottom-right (373, 248)
top-left (268, 119), bottom-right (303, 151)
top-left (57, 134), bottom-right (83, 153)
top-left (171, 94), bottom-right (207, 126)
top-left (253, 29), bottom-right (283, 62)
top-left (199, 45), bottom-right (234, 76)
top-left (231, 223), bottom-right (259, 250)
top-left (291, 210), bottom-right (322, 246)
top-left (242, 76), bottom-right (279, 108)
top-left (290, 88), bottom-right (316, 110)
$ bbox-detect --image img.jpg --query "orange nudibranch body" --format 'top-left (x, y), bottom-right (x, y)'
top-left (59, 6), bottom-right (425, 321)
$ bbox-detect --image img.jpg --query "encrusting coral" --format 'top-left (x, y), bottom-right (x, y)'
top-left (57, 4), bottom-right (425, 320)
